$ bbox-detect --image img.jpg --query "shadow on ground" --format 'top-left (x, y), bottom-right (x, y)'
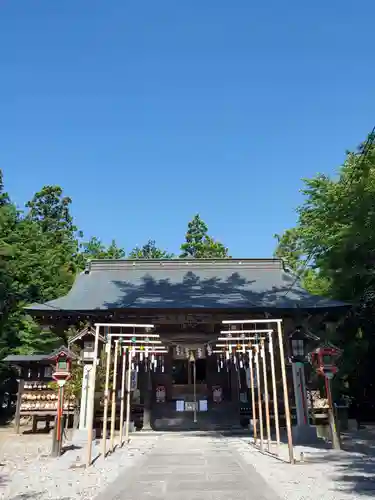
top-left (295, 428), bottom-right (375, 497)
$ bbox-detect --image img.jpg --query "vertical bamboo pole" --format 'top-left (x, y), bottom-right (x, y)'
top-left (124, 348), bottom-right (133, 443)
top-left (110, 340), bottom-right (119, 452)
top-left (268, 331), bottom-right (280, 449)
top-left (254, 345), bottom-right (264, 451)
top-left (119, 346), bottom-right (127, 447)
top-left (276, 320), bottom-right (294, 464)
top-left (248, 347), bottom-right (257, 444)
top-left (86, 324), bottom-right (100, 467)
top-left (102, 336), bottom-right (112, 458)
top-left (261, 339), bottom-right (271, 452)
top-left (193, 359), bottom-right (197, 424)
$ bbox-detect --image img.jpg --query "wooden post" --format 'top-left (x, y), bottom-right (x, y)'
top-left (124, 349), bottom-right (133, 443)
top-left (248, 348), bottom-right (257, 444)
top-left (326, 375), bottom-right (341, 449)
top-left (14, 379), bottom-right (24, 434)
top-left (101, 336), bottom-right (112, 458)
top-left (276, 320), bottom-right (294, 464)
top-left (254, 345), bottom-right (264, 451)
top-left (119, 346), bottom-right (127, 447)
top-left (32, 414), bottom-right (38, 433)
top-left (86, 324), bottom-right (100, 468)
top-left (110, 340), bottom-right (119, 453)
top-left (57, 384), bottom-right (65, 456)
top-left (261, 339), bottom-right (271, 452)
top-left (268, 332), bottom-right (280, 449)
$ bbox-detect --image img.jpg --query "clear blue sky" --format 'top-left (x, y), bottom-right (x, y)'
top-left (1, 1), bottom-right (374, 257)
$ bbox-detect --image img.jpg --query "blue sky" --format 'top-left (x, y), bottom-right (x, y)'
top-left (1, 1), bottom-right (374, 257)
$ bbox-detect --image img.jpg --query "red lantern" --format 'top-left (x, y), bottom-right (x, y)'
top-left (49, 347), bottom-right (74, 384)
top-left (309, 344), bottom-right (342, 378)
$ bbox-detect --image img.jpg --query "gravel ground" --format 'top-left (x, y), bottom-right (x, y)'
top-left (228, 436), bottom-right (375, 500)
top-left (0, 431), bottom-right (160, 500)
top-left (2, 429), bottom-right (375, 500)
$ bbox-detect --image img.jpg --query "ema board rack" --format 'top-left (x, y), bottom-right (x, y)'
top-left (20, 380), bottom-right (76, 415)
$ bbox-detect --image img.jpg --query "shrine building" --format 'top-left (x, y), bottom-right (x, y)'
top-left (26, 258), bottom-right (347, 431)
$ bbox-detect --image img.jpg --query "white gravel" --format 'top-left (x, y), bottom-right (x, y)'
top-left (0, 432), bottom-right (160, 500)
top-left (228, 436), bottom-right (375, 500)
top-left (3, 430), bottom-right (375, 500)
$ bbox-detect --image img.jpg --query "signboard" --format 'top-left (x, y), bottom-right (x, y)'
top-left (199, 400), bottom-right (208, 412)
top-left (212, 386), bottom-right (223, 403)
top-left (185, 401), bottom-right (196, 412)
top-left (156, 385), bottom-right (166, 403)
top-left (176, 400), bottom-right (184, 412)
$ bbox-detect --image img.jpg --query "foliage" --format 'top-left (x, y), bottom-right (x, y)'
top-left (128, 239), bottom-right (174, 259)
top-left (274, 131), bottom-right (375, 402)
top-left (79, 237), bottom-right (125, 264)
top-left (180, 214), bottom-right (230, 258)
top-left (0, 172), bottom-right (231, 372)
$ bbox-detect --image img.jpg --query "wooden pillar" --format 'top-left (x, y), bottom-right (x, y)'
top-left (86, 324), bottom-right (100, 467)
top-left (276, 320), bottom-right (294, 464)
top-left (14, 379), bottom-right (24, 434)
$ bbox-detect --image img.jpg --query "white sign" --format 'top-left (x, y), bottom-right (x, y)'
top-left (176, 400), bottom-right (184, 412)
top-left (199, 400), bottom-right (208, 412)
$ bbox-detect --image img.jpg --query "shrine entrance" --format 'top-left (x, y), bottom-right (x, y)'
top-left (171, 354), bottom-right (208, 401)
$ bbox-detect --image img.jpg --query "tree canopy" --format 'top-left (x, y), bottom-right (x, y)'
top-left (0, 175), bottom-right (229, 363)
top-left (180, 214), bottom-right (230, 258)
top-left (275, 130), bottom-right (375, 403)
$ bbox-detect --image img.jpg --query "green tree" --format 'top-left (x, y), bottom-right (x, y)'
top-left (180, 214), bottom-right (229, 258)
top-left (79, 237), bottom-right (125, 264)
top-left (0, 170), bottom-right (20, 359)
top-left (274, 131), bottom-right (375, 402)
top-left (129, 239), bottom-right (174, 259)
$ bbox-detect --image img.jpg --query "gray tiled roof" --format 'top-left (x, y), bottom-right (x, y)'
top-left (3, 346), bottom-right (75, 363)
top-left (26, 258), bottom-right (347, 312)
top-left (3, 354), bottom-right (50, 363)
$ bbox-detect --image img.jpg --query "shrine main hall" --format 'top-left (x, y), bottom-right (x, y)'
top-left (27, 258), bottom-right (345, 431)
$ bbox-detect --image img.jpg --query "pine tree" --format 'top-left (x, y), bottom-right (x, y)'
top-left (180, 214), bottom-right (229, 258)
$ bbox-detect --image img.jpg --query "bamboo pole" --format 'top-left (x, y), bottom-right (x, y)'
top-left (110, 340), bottom-right (119, 453)
top-left (254, 345), bottom-right (264, 451)
top-left (124, 348), bottom-right (133, 444)
top-left (101, 336), bottom-right (112, 458)
top-left (276, 320), bottom-right (294, 464)
top-left (268, 331), bottom-right (280, 449)
top-left (119, 346), bottom-right (127, 447)
top-left (248, 347), bottom-right (257, 444)
top-left (86, 325), bottom-right (100, 467)
top-left (261, 339), bottom-right (271, 452)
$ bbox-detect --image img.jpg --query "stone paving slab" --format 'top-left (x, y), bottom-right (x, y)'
top-left (97, 433), bottom-right (280, 500)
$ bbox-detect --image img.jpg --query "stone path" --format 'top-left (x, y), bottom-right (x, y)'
top-left (97, 433), bottom-right (279, 500)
